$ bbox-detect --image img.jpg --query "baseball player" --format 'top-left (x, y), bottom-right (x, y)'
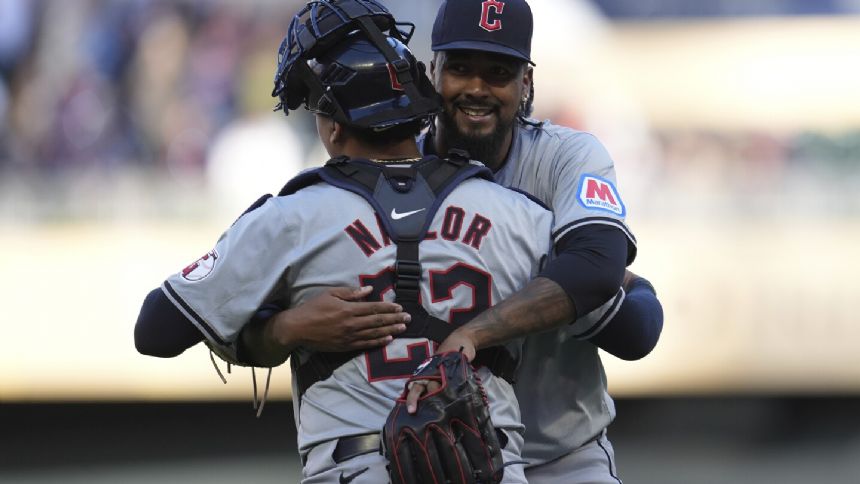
top-left (135, 2), bottom-right (555, 482)
top-left (402, 1), bottom-right (664, 482)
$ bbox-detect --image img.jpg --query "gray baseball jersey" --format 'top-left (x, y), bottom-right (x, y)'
top-left (421, 118), bottom-right (636, 468)
top-left (162, 165), bottom-right (552, 481)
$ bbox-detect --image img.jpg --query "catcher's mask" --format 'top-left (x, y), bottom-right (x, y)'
top-left (272, 0), bottom-right (440, 130)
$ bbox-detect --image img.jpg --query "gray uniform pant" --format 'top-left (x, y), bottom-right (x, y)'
top-left (301, 428), bottom-right (528, 483)
top-left (525, 429), bottom-right (622, 484)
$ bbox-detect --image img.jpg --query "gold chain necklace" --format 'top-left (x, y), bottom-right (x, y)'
top-left (369, 157), bottom-right (422, 164)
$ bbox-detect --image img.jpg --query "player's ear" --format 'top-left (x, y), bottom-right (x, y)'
top-left (330, 120), bottom-right (345, 146)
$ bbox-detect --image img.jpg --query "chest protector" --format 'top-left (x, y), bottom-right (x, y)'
top-left (278, 153), bottom-right (518, 397)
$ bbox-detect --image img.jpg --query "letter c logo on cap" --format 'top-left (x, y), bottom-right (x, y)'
top-left (479, 0), bottom-right (505, 32)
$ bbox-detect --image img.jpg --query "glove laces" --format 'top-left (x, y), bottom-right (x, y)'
top-left (208, 348), bottom-right (274, 418)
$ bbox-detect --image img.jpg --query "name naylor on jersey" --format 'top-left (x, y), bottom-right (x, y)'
top-left (577, 175), bottom-right (625, 216)
top-left (345, 205), bottom-right (493, 257)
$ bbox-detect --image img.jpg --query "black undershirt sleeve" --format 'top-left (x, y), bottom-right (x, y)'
top-left (591, 276), bottom-right (663, 360)
top-left (134, 288), bottom-right (203, 357)
top-left (538, 223), bottom-right (628, 319)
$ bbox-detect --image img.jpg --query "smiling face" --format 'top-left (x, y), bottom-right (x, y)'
top-left (432, 50), bottom-right (532, 169)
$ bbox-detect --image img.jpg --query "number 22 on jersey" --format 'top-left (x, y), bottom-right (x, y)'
top-left (359, 263), bottom-right (491, 381)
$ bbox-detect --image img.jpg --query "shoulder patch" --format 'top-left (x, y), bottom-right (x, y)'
top-left (181, 249), bottom-right (218, 281)
top-left (577, 175), bottom-right (625, 216)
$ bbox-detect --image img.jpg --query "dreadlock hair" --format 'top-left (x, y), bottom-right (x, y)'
top-left (518, 77), bottom-right (535, 118)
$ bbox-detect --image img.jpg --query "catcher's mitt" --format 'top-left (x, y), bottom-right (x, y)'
top-left (383, 351), bottom-right (504, 484)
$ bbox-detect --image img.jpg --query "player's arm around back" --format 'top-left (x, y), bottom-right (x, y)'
top-left (441, 268), bottom-right (664, 362)
top-left (440, 129), bottom-right (660, 359)
top-left (438, 223), bottom-right (629, 360)
top-left (237, 286), bottom-right (410, 367)
top-left (135, 196), bottom-right (318, 362)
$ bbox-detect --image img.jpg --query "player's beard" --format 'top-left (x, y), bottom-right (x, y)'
top-left (437, 106), bottom-right (514, 171)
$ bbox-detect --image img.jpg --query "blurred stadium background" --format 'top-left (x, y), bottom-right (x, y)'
top-left (2, 0), bottom-right (859, 482)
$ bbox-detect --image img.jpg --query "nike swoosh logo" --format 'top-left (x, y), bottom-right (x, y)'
top-left (390, 207), bottom-right (426, 220)
top-left (339, 467), bottom-right (370, 484)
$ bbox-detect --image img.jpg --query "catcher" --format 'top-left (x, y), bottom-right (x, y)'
top-left (135, 1), bottom-right (550, 482)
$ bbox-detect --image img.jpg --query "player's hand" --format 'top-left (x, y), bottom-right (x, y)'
top-left (405, 330), bottom-right (477, 414)
top-left (272, 286), bottom-right (410, 352)
top-left (435, 330), bottom-right (477, 362)
top-left (405, 378), bottom-right (441, 414)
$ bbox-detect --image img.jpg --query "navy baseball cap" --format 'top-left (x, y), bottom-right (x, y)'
top-left (432, 0), bottom-right (535, 65)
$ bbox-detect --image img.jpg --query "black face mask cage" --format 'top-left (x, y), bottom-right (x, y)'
top-left (272, 0), bottom-right (415, 112)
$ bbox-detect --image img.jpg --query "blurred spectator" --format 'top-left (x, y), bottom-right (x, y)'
top-left (1, 1), bottom-right (301, 173)
top-left (0, 0), bottom-right (858, 223)
top-left (0, 0), bottom-right (37, 76)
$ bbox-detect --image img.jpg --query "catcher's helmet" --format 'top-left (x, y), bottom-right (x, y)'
top-left (273, 0), bottom-right (439, 130)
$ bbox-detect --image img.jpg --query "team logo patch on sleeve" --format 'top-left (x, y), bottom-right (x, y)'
top-left (577, 175), bottom-right (625, 216)
top-left (181, 250), bottom-right (219, 281)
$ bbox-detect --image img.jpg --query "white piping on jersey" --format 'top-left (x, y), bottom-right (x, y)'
top-left (553, 218), bottom-right (636, 246)
top-left (571, 287), bottom-right (625, 340)
top-left (162, 281), bottom-right (229, 346)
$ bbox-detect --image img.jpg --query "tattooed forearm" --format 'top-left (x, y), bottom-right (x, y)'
top-left (463, 277), bottom-right (577, 350)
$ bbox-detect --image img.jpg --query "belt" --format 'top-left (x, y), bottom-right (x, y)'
top-left (332, 433), bottom-right (381, 464)
top-left (321, 428), bottom-right (509, 465)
